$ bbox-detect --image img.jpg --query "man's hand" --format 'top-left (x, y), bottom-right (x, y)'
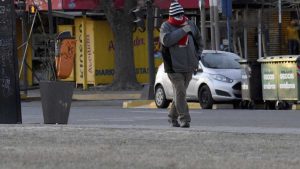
top-left (193, 68), bottom-right (198, 75)
top-left (182, 25), bottom-right (192, 33)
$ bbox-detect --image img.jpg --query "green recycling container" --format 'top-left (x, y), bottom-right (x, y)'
top-left (257, 57), bottom-right (279, 101)
top-left (277, 56), bottom-right (300, 101)
top-left (258, 55), bottom-right (300, 102)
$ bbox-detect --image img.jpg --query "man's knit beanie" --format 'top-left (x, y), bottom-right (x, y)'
top-left (169, 1), bottom-right (184, 16)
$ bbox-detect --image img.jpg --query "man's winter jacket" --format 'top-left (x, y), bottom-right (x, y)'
top-left (160, 20), bottom-right (203, 73)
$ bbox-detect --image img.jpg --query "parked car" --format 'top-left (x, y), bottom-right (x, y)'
top-left (154, 50), bottom-right (242, 109)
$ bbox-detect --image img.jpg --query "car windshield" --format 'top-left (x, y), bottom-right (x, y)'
top-left (201, 53), bottom-right (240, 69)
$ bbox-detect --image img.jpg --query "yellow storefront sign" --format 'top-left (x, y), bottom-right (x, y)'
top-left (74, 17), bottom-right (162, 86)
top-left (75, 17), bottom-right (88, 89)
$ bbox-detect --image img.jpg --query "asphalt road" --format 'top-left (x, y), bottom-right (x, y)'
top-left (22, 100), bottom-right (300, 131)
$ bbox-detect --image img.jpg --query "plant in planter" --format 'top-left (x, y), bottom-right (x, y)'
top-left (39, 33), bottom-right (75, 124)
top-left (39, 0), bottom-right (74, 124)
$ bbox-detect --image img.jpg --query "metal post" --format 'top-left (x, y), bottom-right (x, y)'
top-left (213, 0), bottom-right (220, 50)
top-left (200, 0), bottom-right (207, 49)
top-left (48, 0), bottom-right (54, 35)
top-left (209, 0), bottom-right (216, 50)
top-left (227, 16), bottom-right (232, 52)
top-left (278, 0), bottom-right (282, 54)
top-left (233, 11), bottom-right (237, 53)
top-left (21, 14), bottom-right (28, 95)
top-left (47, 0), bottom-right (57, 81)
top-left (146, 0), bottom-right (155, 99)
top-left (243, 8), bottom-right (248, 59)
top-left (258, 9), bottom-right (262, 58)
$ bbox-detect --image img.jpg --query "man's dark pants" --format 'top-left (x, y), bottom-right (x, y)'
top-left (167, 72), bottom-right (193, 123)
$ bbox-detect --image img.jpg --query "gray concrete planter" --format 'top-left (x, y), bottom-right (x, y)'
top-left (40, 81), bottom-right (74, 124)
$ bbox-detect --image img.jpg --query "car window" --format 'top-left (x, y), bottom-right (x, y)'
top-left (201, 53), bottom-right (240, 69)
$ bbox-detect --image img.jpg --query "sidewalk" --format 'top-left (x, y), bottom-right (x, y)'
top-left (21, 86), bottom-right (160, 108)
top-left (1, 125), bottom-right (300, 169)
top-left (21, 87), bottom-right (143, 101)
top-left (20, 87), bottom-right (235, 109)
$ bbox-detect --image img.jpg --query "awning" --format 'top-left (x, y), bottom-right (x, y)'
top-left (20, 0), bottom-right (100, 11)
top-left (50, 11), bottom-right (105, 19)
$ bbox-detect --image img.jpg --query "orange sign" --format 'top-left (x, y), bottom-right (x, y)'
top-left (56, 39), bottom-right (76, 79)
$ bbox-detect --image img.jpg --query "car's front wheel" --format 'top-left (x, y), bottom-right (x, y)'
top-left (155, 85), bottom-right (170, 108)
top-left (198, 85), bottom-right (214, 109)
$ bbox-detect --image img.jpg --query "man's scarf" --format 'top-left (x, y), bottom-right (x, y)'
top-left (168, 16), bottom-right (189, 47)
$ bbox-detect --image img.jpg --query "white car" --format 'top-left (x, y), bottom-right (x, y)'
top-left (154, 50), bottom-right (242, 109)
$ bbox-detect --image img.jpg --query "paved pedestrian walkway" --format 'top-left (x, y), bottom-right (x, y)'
top-left (22, 86), bottom-right (143, 101)
top-left (1, 125), bottom-right (300, 169)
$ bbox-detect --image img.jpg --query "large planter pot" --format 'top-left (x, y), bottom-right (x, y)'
top-left (40, 81), bottom-right (74, 124)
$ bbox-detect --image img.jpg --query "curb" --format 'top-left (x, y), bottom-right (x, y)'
top-left (123, 100), bottom-right (238, 110)
top-left (72, 93), bottom-right (141, 101)
top-left (21, 93), bottom-right (142, 101)
top-left (21, 94), bottom-right (40, 101)
top-left (123, 100), bottom-right (202, 109)
top-left (123, 100), bottom-right (155, 109)
top-left (212, 104), bottom-right (234, 109)
top-left (292, 104), bottom-right (300, 110)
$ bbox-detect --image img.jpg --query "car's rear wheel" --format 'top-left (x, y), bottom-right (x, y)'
top-left (155, 85), bottom-right (170, 108)
top-left (198, 85), bottom-right (214, 109)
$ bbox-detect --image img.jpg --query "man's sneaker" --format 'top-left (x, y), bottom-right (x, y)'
top-left (168, 119), bottom-right (180, 127)
top-left (180, 121), bottom-right (190, 128)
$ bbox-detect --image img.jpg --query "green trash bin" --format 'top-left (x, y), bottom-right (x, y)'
top-left (258, 56), bottom-right (300, 109)
top-left (257, 57), bottom-right (279, 109)
top-left (277, 56), bottom-right (300, 101)
top-left (257, 57), bottom-right (279, 100)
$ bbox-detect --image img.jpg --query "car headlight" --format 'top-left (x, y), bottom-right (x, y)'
top-left (211, 74), bottom-right (233, 83)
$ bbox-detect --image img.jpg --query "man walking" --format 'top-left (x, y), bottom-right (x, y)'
top-left (160, 1), bottom-right (203, 128)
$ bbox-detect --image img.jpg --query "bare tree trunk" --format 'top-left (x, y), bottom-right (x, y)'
top-left (102, 0), bottom-right (141, 90)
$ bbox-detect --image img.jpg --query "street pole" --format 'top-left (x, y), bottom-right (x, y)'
top-left (223, 0), bottom-right (232, 52)
top-left (48, 0), bottom-right (54, 35)
top-left (0, 0), bottom-right (22, 123)
top-left (278, 0), bottom-right (282, 55)
top-left (213, 0), bottom-right (220, 50)
top-left (21, 12), bottom-right (28, 95)
top-left (146, 0), bottom-right (155, 99)
top-left (258, 9), bottom-right (262, 59)
top-left (47, 0), bottom-right (57, 80)
top-left (200, 0), bottom-right (207, 49)
top-left (243, 8), bottom-right (248, 59)
top-left (227, 16), bottom-right (231, 52)
top-left (209, 0), bottom-right (216, 50)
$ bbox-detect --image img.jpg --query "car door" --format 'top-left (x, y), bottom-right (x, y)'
top-left (186, 61), bottom-right (203, 99)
